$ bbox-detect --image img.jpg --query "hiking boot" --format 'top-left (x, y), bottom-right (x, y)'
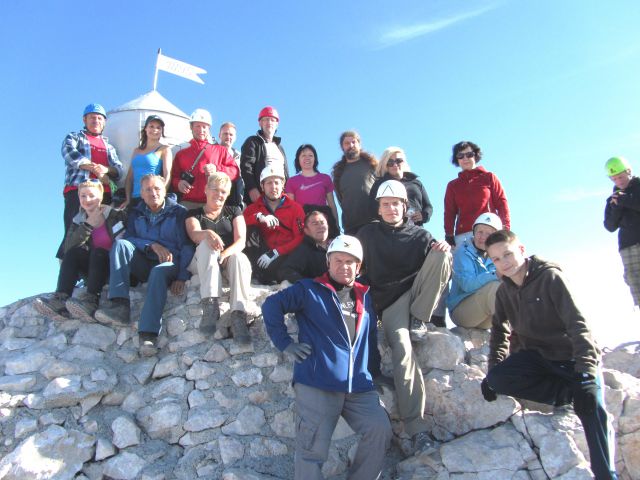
top-left (33, 293), bottom-right (69, 321)
top-left (409, 315), bottom-right (429, 342)
top-left (65, 292), bottom-right (99, 322)
top-left (200, 297), bottom-right (220, 334)
top-left (430, 315), bottom-right (446, 328)
top-left (139, 332), bottom-right (158, 357)
top-left (411, 431), bottom-right (437, 455)
top-left (230, 310), bottom-right (251, 345)
top-left (95, 298), bottom-right (131, 327)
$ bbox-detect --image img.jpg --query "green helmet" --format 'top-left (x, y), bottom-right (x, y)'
top-left (605, 156), bottom-right (631, 177)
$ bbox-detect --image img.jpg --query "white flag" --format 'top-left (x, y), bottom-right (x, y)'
top-left (156, 53), bottom-right (206, 84)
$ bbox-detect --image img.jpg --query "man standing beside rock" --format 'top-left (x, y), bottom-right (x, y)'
top-left (262, 235), bottom-right (392, 479)
top-left (331, 130), bottom-right (377, 235)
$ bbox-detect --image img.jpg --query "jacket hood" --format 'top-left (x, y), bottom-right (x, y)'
top-left (503, 255), bottom-right (560, 288)
top-left (458, 165), bottom-right (487, 179)
top-left (72, 204), bottom-right (116, 224)
top-left (613, 175), bottom-right (640, 193)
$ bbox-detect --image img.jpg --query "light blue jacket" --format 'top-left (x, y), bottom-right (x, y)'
top-left (447, 239), bottom-right (498, 311)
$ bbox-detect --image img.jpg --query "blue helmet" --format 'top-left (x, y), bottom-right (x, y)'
top-left (83, 103), bottom-right (107, 118)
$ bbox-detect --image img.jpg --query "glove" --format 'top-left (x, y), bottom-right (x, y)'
top-left (481, 377), bottom-right (497, 402)
top-left (445, 235), bottom-right (456, 247)
top-left (257, 249), bottom-right (279, 269)
top-left (284, 342), bottom-right (312, 363)
top-left (572, 373), bottom-right (598, 416)
top-left (258, 213), bottom-right (279, 228)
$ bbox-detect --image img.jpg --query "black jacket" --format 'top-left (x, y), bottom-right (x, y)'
top-left (357, 220), bottom-right (434, 312)
top-left (240, 131), bottom-right (289, 204)
top-left (279, 235), bottom-right (328, 283)
top-left (604, 176), bottom-right (640, 250)
top-left (368, 172), bottom-right (433, 226)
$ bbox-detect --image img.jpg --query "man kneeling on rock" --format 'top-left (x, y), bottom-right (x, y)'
top-left (482, 229), bottom-right (617, 480)
top-left (95, 174), bottom-right (194, 356)
top-left (262, 235), bottom-right (392, 480)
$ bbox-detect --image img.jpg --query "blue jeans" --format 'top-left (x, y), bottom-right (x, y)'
top-left (109, 239), bottom-right (177, 335)
top-left (487, 350), bottom-right (617, 480)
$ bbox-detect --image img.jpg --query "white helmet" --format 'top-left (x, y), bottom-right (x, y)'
top-left (260, 165), bottom-right (286, 183)
top-left (375, 179), bottom-right (408, 201)
top-left (190, 108), bottom-right (212, 126)
top-left (327, 235), bottom-right (363, 262)
top-left (473, 212), bottom-right (502, 231)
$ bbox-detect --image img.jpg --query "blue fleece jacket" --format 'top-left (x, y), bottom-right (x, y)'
top-left (262, 273), bottom-right (377, 393)
top-left (448, 239), bottom-right (499, 311)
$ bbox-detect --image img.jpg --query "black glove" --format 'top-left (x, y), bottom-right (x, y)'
top-left (481, 377), bottom-right (497, 402)
top-left (572, 373), bottom-right (598, 416)
top-left (284, 342), bottom-right (312, 363)
top-left (445, 235), bottom-right (456, 247)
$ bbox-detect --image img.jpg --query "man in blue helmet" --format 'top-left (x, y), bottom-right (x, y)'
top-left (58, 103), bottom-right (123, 259)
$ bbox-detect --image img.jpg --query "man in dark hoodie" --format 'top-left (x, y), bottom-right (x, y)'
top-left (604, 156), bottom-right (640, 307)
top-left (279, 210), bottom-right (330, 283)
top-left (482, 230), bottom-right (617, 480)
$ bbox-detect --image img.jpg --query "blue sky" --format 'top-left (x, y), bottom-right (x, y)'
top-left (1, 1), bottom-right (639, 345)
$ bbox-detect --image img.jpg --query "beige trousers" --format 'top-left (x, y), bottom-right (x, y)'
top-left (188, 242), bottom-right (253, 312)
top-left (381, 249), bottom-right (452, 436)
top-left (450, 281), bottom-right (500, 329)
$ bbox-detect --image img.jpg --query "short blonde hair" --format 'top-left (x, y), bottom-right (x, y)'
top-left (376, 146), bottom-right (411, 177)
top-left (78, 179), bottom-right (104, 195)
top-left (206, 172), bottom-right (231, 190)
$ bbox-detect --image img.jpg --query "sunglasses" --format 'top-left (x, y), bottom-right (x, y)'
top-left (387, 159), bottom-right (404, 166)
top-left (456, 152), bottom-right (476, 160)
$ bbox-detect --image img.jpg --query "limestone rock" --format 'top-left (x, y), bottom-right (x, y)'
top-left (71, 324), bottom-right (116, 351)
top-left (221, 405), bottom-right (266, 435)
top-left (111, 416), bottom-right (141, 449)
top-left (102, 451), bottom-right (146, 480)
top-left (4, 349), bottom-right (53, 375)
top-left (136, 402), bottom-right (184, 443)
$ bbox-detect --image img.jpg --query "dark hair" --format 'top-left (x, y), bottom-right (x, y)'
top-left (294, 144), bottom-right (319, 173)
top-left (339, 130), bottom-right (361, 147)
top-left (139, 116), bottom-right (165, 150)
top-left (304, 209), bottom-right (328, 227)
top-left (485, 229), bottom-right (518, 250)
top-left (451, 141), bottom-right (482, 166)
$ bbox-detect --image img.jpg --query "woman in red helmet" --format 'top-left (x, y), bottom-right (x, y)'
top-left (239, 106), bottom-right (289, 205)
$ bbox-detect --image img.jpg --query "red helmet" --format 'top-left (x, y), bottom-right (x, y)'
top-left (258, 106), bottom-right (279, 121)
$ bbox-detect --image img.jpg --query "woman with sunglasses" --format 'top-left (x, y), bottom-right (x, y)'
top-left (368, 147), bottom-right (432, 226)
top-left (120, 115), bottom-right (173, 209)
top-left (444, 141), bottom-right (510, 248)
top-left (285, 144), bottom-right (340, 238)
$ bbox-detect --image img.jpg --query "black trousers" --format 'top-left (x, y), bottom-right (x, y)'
top-left (57, 247), bottom-right (110, 296)
top-left (487, 350), bottom-right (617, 480)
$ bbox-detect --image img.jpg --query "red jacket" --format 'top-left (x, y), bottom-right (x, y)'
top-left (444, 166), bottom-right (510, 236)
top-left (171, 139), bottom-right (239, 203)
top-left (244, 195), bottom-right (305, 255)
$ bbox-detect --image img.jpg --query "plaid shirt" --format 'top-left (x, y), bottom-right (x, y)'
top-left (61, 129), bottom-right (123, 187)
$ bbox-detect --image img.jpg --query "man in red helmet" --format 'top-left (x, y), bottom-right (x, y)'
top-left (240, 106), bottom-right (289, 205)
top-left (171, 108), bottom-right (241, 209)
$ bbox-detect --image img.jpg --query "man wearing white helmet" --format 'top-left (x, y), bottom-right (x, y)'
top-left (262, 235), bottom-right (392, 479)
top-left (447, 212), bottom-right (503, 329)
top-left (171, 109), bottom-right (241, 209)
top-left (59, 103), bottom-right (123, 258)
top-left (357, 179), bottom-right (452, 454)
top-left (240, 106), bottom-right (289, 204)
top-left (243, 166), bottom-right (304, 284)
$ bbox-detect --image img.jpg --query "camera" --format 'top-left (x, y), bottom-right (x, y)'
top-left (180, 171), bottom-right (195, 185)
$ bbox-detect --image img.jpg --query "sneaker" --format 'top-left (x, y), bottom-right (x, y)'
top-left (95, 298), bottom-right (131, 327)
top-left (409, 315), bottom-right (429, 342)
top-left (200, 297), bottom-right (220, 334)
top-left (412, 431), bottom-right (437, 455)
top-left (230, 310), bottom-right (251, 345)
top-left (139, 332), bottom-right (158, 357)
top-left (65, 292), bottom-right (99, 322)
top-left (430, 315), bottom-right (446, 328)
top-left (33, 293), bottom-right (69, 321)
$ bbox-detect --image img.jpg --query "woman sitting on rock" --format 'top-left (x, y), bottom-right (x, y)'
top-left (185, 172), bottom-right (253, 345)
top-left (34, 179), bottom-right (126, 321)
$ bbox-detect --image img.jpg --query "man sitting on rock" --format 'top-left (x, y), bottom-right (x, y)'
top-left (357, 179), bottom-right (452, 453)
top-left (482, 229), bottom-right (617, 480)
top-left (243, 166), bottom-right (305, 284)
top-left (95, 174), bottom-right (194, 356)
top-left (279, 210), bottom-right (330, 284)
top-left (262, 235), bottom-right (392, 479)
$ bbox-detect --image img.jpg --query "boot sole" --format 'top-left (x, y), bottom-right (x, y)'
top-left (33, 298), bottom-right (69, 322)
top-left (65, 300), bottom-right (96, 323)
top-left (94, 309), bottom-right (130, 327)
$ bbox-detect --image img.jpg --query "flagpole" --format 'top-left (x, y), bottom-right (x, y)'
top-left (152, 48), bottom-right (161, 91)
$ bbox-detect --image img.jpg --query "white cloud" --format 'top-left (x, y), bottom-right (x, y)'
top-left (555, 187), bottom-right (611, 202)
top-left (377, 4), bottom-right (499, 49)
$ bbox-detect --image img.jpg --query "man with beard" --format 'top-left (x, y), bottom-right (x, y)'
top-left (243, 166), bottom-right (305, 284)
top-left (331, 130), bottom-right (377, 235)
top-left (171, 109), bottom-right (241, 209)
top-left (280, 210), bottom-right (331, 283)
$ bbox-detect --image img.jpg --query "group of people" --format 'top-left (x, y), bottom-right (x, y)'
top-left (34, 102), bottom-right (620, 479)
